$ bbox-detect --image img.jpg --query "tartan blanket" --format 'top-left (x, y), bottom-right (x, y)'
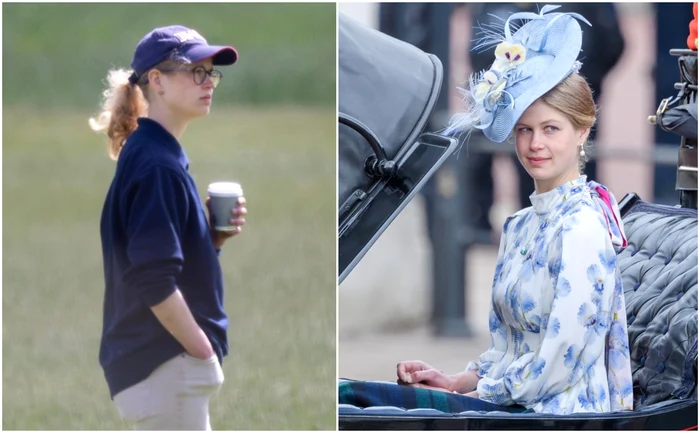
top-left (339, 380), bottom-right (529, 413)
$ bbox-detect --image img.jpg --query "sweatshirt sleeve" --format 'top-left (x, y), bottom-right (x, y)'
top-left (122, 166), bottom-right (190, 307)
top-left (476, 212), bottom-right (616, 407)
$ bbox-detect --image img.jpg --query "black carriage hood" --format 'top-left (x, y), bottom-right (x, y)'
top-left (338, 13), bottom-right (457, 282)
top-left (338, 12), bottom-right (444, 207)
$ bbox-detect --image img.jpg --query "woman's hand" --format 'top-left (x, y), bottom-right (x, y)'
top-left (186, 330), bottom-right (216, 360)
top-left (206, 196), bottom-right (247, 250)
top-left (396, 360), bottom-right (456, 392)
top-left (149, 290), bottom-right (215, 360)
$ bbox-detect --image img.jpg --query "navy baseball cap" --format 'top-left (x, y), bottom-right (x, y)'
top-left (129, 25), bottom-right (238, 84)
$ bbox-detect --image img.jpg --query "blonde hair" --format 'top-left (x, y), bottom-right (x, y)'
top-left (540, 73), bottom-right (597, 173)
top-left (89, 69), bottom-right (149, 160)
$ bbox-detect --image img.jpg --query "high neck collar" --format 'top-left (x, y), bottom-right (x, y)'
top-left (529, 175), bottom-right (587, 214)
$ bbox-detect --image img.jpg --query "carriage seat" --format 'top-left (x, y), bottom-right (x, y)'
top-left (617, 194), bottom-right (698, 409)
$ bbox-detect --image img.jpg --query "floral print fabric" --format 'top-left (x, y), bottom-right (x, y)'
top-left (467, 176), bottom-right (634, 414)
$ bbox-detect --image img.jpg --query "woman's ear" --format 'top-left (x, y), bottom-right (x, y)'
top-left (147, 69), bottom-right (164, 94)
top-left (577, 127), bottom-right (591, 144)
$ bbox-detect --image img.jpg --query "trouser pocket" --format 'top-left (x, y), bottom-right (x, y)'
top-left (112, 354), bottom-right (225, 430)
top-left (181, 353), bottom-right (225, 395)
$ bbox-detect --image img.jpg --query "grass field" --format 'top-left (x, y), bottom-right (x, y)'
top-left (2, 106), bottom-right (337, 430)
top-left (2, 3), bottom-right (336, 108)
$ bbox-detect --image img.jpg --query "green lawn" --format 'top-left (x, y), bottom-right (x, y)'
top-left (2, 3), bottom-right (336, 108)
top-left (2, 106), bottom-right (337, 430)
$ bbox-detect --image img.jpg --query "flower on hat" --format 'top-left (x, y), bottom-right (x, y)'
top-left (493, 42), bottom-right (527, 72)
top-left (486, 81), bottom-right (507, 107)
top-left (474, 81), bottom-right (491, 103)
top-left (475, 70), bottom-right (508, 103)
top-left (475, 70), bottom-right (499, 102)
top-left (473, 42), bottom-right (526, 107)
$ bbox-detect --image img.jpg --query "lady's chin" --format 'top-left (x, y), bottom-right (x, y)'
top-left (526, 167), bottom-right (551, 180)
top-left (191, 107), bottom-right (211, 119)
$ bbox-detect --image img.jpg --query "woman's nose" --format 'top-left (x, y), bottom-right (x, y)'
top-left (529, 132), bottom-right (545, 151)
top-left (202, 75), bottom-right (215, 89)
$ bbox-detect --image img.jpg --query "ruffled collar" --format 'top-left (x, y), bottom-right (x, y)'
top-left (529, 176), bottom-right (587, 215)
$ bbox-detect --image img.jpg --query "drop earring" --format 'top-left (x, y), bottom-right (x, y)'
top-left (579, 143), bottom-right (585, 157)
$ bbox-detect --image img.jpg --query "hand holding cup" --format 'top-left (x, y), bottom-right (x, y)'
top-left (206, 182), bottom-right (247, 250)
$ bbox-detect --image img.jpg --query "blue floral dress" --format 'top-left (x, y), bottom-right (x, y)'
top-left (468, 176), bottom-right (634, 414)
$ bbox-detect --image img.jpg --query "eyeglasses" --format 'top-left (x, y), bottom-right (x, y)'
top-left (158, 65), bottom-right (223, 88)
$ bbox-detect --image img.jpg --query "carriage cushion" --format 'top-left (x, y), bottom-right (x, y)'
top-left (617, 200), bottom-right (698, 409)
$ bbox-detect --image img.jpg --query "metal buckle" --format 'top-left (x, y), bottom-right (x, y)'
top-left (656, 98), bottom-right (671, 117)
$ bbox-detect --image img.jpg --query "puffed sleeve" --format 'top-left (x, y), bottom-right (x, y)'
top-left (466, 218), bottom-right (511, 377)
top-left (476, 211), bottom-right (615, 407)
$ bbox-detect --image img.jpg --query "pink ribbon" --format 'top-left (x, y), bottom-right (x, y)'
top-left (588, 182), bottom-right (628, 249)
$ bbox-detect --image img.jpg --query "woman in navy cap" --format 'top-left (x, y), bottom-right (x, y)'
top-left (90, 25), bottom-right (244, 429)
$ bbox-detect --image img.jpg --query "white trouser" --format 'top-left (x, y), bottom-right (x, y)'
top-left (113, 353), bottom-right (224, 430)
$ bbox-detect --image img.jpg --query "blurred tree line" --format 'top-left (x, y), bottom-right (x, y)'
top-left (2, 3), bottom-right (336, 109)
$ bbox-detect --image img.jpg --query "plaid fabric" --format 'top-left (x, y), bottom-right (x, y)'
top-left (339, 380), bottom-right (529, 413)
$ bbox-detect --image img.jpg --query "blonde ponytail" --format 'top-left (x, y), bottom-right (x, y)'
top-left (89, 69), bottom-right (148, 160)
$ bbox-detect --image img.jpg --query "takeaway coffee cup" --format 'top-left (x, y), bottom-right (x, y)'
top-left (207, 182), bottom-right (243, 231)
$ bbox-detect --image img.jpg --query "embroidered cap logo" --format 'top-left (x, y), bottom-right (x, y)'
top-left (173, 29), bottom-right (207, 44)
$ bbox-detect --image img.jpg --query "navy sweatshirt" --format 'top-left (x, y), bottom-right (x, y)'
top-left (99, 117), bottom-right (228, 398)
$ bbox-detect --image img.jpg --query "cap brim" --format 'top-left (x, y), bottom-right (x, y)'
top-left (185, 44), bottom-right (238, 66)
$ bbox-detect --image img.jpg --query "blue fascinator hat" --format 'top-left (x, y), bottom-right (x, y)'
top-left (444, 5), bottom-right (592, 143)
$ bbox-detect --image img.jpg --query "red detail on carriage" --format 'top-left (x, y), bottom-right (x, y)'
top-left (687, 2), bottom-right (697, 50)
